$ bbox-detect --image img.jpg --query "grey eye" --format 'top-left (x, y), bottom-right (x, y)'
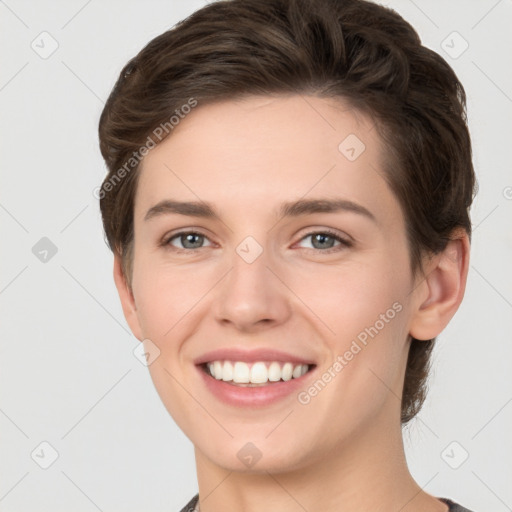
top-left (166, 231), bottom-right (212, 250)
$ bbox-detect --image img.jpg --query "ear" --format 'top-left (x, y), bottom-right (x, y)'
top-left (113, 252), bottom-right (144, 341)
top-left (409, 230), bottom-right (470, 341)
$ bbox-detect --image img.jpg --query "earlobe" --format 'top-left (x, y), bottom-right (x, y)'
top-left (409, 231), bottom-right (470, 341)
top-left (113, 253), bottom-right (144, 341)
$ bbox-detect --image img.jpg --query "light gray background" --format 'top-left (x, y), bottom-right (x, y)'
top-left (1, 1), bottom-right (511, 511)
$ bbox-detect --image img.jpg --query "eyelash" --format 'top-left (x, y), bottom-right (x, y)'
top-left (160, 229), bottom-right (353, 254)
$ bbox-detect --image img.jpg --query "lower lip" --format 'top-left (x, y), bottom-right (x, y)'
top-left (197, 365), bottom-right (315, 407)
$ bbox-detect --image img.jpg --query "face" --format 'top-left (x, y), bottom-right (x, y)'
top-left (118, 95), bottom-right (422, 472)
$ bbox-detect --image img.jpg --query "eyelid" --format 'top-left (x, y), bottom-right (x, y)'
top-left (293, 228), bottom-right (353, 251)
top-left (161, 228), bottom-right (214, 251)
top-left (161, 227), bottom-right (353, 253)
top-left (296, 226), bottom-right (353, 244)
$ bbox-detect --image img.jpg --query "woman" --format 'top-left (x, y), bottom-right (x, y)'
top-left (97, 0), bottom-right (477, 510)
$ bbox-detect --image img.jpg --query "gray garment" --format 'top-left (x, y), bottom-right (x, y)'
top-left (179, 493), bottom-right (199, 512)
top-left (179, 494), bottom-right (476, 511)
top-left (439, 497), bottom-right (476, 511)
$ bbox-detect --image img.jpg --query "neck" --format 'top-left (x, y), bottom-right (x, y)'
top-left (193, 404), bottom-right (448, 512)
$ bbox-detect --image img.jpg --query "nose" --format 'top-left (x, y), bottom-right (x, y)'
top-left (213, 244), bottom-right (292, 332)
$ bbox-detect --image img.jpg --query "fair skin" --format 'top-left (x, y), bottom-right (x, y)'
top-left (113, 95), bottom-right (469, 512)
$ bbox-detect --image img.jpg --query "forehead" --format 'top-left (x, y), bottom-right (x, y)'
top-left (134, 95), bottom-right (400, 227)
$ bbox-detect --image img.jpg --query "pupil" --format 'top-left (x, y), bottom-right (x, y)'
top-left (314, 233), bottom-right (333, 249)
top-left (184, 234), bottom-right (202, 248)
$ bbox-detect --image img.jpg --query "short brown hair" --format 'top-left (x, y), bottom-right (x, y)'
top-left (98, 0), bottom-right (476, 424)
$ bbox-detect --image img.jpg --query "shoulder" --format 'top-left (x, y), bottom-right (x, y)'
top-left (179, 493), bottom-right (199, 512)
top-left (438, 497), bottom-right (478, 512)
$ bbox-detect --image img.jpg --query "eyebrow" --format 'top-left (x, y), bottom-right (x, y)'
top-left (144, 198), bottom-right (376, 223)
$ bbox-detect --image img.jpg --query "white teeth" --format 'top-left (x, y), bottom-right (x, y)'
top-left (221, 361), bottom-right (233, 381)
top-left (205, 360), bottom-right (311, 384)
top-left (213, 361), bottom-right (223, 380)
top-left (233, 361), bottom-right (250, 383)
top-left (292, 364), bottom-right (303, 378)
top-left (268, 361), bottom-right (281, 382)
top-left (250, 362), bottom-right (268, 384)
top-left (281, 362), bottom-right (293, 381)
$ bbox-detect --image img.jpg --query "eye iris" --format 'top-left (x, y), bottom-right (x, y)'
top-left (181, 233), bottom-right (203, 249)
top-left (173, 232), bottom-right (341, 250)
top-left (312, 233), bottom-right (335, 249)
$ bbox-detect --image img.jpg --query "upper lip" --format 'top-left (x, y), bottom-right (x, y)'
top-left (194, 348), bottom-right (316, 366)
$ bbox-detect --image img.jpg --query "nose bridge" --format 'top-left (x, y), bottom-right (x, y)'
top-left (232, 237), bottom-right (270, 286)
top-left (213, 235), bottom-right (291, 329)
top-left (226, 235), bottom-right (274, 300)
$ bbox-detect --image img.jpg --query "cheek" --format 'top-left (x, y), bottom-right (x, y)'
top-left (289, 255), bottom-right (411, 402)
top-left (289, 256), bottom-right (408, 340)
top-left (132, 263), bottom-right (212, 429)
top-left (132, 258), bottom-right (215, 343)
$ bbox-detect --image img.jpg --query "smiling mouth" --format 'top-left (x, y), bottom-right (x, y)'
top-left (200, 360), bottom-right (316, 386)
